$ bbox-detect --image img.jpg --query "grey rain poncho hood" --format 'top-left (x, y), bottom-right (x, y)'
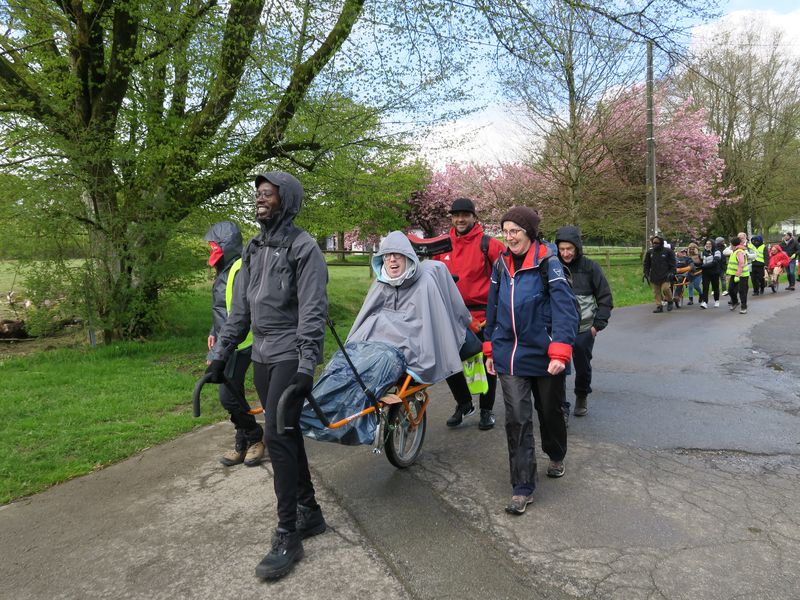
top-left (347, 231), bottom-right (472, 383)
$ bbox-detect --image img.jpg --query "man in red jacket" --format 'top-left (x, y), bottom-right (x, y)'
top-left (434, 198), bottom-right (506, 430)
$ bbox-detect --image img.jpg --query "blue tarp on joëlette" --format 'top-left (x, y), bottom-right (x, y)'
top-left (300, 341), bottom-right (406, 446)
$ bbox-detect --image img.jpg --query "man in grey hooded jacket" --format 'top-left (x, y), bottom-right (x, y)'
top-left (206, 172), bottom-right (328, 580)
top-left (555, 226), bottom-right (613, 418)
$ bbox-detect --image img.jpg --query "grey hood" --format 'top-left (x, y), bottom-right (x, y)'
top-left (371, 230), bottom-right (421, 285)
top-left (254, 171), bottom-right (304, 247)
top-left (555, 225), bottom-right (583, 260)
top-left (203, 221), bottom-right (243, 269)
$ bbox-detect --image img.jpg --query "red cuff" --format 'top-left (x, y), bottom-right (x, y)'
top-left (482, 340), bottom-right (493, 359)
top-left (548, 342), bottom-right (572, 363)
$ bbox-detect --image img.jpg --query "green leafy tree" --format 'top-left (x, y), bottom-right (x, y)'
top-left (0, 0), bottom-right (469, 340)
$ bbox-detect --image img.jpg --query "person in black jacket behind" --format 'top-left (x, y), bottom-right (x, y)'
top-left (643, 234), bottom-right (676, 313)
top-left (555, 226), bottom-right (613, 420)
top-left (779, 232), bottom-right (799, 290)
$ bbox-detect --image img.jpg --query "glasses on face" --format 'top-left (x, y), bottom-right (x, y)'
top-left (255, 190), bottom-right (277, 200)
top-left (382, 252), bottom-right (404, 262)
top-left (502, 227), bottom-right (524, 238)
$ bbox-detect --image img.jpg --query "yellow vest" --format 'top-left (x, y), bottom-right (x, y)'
top-left (226, 258), bottom-right (253, 350)
top-left (726, 247), bottom-right (751, 277)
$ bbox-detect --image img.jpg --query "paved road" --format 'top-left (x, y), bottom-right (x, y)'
top-left (2, 291), bottom-right (799, 599)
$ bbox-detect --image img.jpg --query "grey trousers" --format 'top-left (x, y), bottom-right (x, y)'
top-left (499, 372), bottom-right (567, 495)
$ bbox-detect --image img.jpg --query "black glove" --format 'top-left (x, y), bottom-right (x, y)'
top-left (288, 372), bottom-right (314, 401)
top-left (205, 360), bottom-right (226, 384)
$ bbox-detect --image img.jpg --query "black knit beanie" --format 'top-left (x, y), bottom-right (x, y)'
top-left (500, 206), bottom-right (540, 240)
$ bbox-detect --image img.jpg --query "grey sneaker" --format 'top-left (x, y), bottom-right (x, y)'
top-left (505, 493), bottom-right (534, 515)
top-left (739, 308), bottom-right (747, 314)
top-left (446, 403), bottom-right (475, 427)
top-left (546, 460), bottom-right (565, 478)
top-left (478, 409), bottom-right (496, 430)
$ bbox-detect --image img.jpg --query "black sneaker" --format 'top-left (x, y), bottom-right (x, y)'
top-left (652, 306), bottom-right (664, 313)
top-left (446, 403), bottom-right (475, 427)
top-left (255, 529), bottom-right (304, 579)
top-left (297, 504), bottom-right (326, 539)
top-left (478, 409), bottom-right (496, 430)
top-left (666, 302), bottom-right (673, 312)
top-left (673, 300), bottom-right (680, 309)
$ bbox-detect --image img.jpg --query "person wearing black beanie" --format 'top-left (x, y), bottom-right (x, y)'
top-left (484, 206), bottom-right (578, 515)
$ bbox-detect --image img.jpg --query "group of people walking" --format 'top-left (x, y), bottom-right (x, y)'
top-left (644, 231), bottom-right (799, 315)
top-left (200, 172), bottom-right (615, 580)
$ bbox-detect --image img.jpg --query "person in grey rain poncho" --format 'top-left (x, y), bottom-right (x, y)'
top-left (347, 231), bottom-right (474, 384)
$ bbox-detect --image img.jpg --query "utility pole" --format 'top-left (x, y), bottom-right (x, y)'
top-left (645, 39), bottom-right (658, 242)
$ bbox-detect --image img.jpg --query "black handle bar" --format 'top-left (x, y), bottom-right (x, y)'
top-left (192, 372), bottom-right (215, 417)
top-left (276, 385), bottom-right (330, 435)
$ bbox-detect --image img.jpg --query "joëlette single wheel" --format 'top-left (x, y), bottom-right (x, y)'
top-left (384, 393), bottom-right (427, 468)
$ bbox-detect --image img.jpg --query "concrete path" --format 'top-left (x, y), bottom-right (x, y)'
top-left (2, 290), bottom-right (799, 599)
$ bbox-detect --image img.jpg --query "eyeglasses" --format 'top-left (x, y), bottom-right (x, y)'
top-left (255, 190), bottom-right (277, 200)
top-left (382, 252), bottom-right (404, 262)
top-left (502, 228), bottom-right (524, 238)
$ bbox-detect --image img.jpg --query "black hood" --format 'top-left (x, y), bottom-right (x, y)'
top-left (254, 171), bottom-right (304, 246)
top-left (555, 225), bottom-right (583, 259)
top-left (203, 220), bottom-right (243, 269)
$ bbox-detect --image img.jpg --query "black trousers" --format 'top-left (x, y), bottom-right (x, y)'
top-left (499, 372), bottom-right (566, 496)
top-left (750, 263), bottom-right (765, 294)
top-left (728, 276), bottom-right (749, 309)
top-left (219, 346), bottom-right (262, 447)
top-left (701, 273), bottom-right (720, 303)
top-left (253, 360), bottom-right (317, 531)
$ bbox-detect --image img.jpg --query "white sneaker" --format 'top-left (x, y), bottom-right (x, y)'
top-left (722, 290), bottom-right (729, 296)
top-left (714, 301), bottom-right (720, 307)
top-left (700, 301), bottom-right (708, 309)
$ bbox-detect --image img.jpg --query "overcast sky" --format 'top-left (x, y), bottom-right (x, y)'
top-left (418, 4), bottom-right (800, 168)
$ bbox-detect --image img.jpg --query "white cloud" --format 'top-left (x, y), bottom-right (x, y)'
top-left (691, 9), bottom-right (800, 56)
top-left (415, 104), bottom-right (530, 168)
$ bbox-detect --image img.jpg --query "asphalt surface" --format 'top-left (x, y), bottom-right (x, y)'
top-left (2, 289), bottom-right (800, 599)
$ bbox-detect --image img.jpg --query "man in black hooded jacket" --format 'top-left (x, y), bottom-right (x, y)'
top-left (555, 226), bottom-right (613, 419)
top-left (204, 220), bottom-right (264, 467)
top-left (644, 235), bottom-right (676, 312)
top-left (206, 172), bottom-right (328, 580)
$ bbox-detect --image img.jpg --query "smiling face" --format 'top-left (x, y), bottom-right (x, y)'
top-left (382, 252), bottom-right (407, 278)
top-left (450, 211), bottom-right (476, 236)
top-left (255, 181), bottom-right (281, 223)
top-left (502, 221), bottom-right (531, 256)
top-left (558, 241), bottom-right (576, 264)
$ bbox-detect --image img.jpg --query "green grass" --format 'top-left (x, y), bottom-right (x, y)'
top-left (1, 262), bottom-right (642, 504)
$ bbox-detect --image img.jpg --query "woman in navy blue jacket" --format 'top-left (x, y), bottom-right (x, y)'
top-left (484, 207), bottom-right (578, 515)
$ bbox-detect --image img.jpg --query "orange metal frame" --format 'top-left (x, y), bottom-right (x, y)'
top-left (243, 374), bottom-right (430, 430)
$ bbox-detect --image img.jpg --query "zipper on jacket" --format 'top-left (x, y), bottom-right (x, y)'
top-left (508, 271), bottom-right (518, 376)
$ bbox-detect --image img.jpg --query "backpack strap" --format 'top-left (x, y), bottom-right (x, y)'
top-left (480, 234), bottom-right (491, 277)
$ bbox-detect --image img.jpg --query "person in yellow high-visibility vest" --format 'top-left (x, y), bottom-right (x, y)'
top-left (204, 221), bottom-right (264, 467)
top-left (726, 236), bottom-right (751, 314)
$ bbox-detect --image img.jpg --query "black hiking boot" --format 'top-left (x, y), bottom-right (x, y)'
top-left (478, 409), bottom-right (496, 430)
top-left (255, 529), bottom-right (304, 580)
top-left (297, 504), bottom-right (327, 539)
top-left (574, 394), bottom-right (588, 416)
